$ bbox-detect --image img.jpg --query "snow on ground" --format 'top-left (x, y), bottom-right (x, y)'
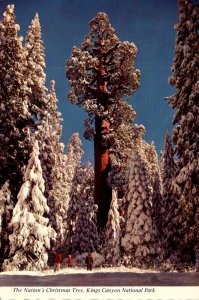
top-left (0, 252), bottom-right (162, 275)
top-left (1, 266), bottom-right (162, 276)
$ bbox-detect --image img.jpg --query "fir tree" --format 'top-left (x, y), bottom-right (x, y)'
top-left (161, 132), bottom-right (180, 265)
top-left (151, 172), bottom-right (162, 237)
top-left (144, 141), bottom-right (162, 193)
top-left (104, 190), bottom-right (120, 266)
top-left (24, 15), bottom-right (57, 200)
top-left (0, 181), bottom-right (13, 270)
top-left (121, 148), bottom-right (156, 267)
top-left (2, 141), bottom-right (56, 271)
top-left (61, 133), bottom-right (84, 253)
top-left (0, 5), bottom-right (31, 199)
top-left (167, 0), bottom-right (199, 263)
top-left (145, 142), bottom-right (163, 243)
top-left (48, 150), bottom-right (68, 245)
top-left (108, 102), bottom-right (146, 196)
top-left (66, 133), bottom-right (84, 172)
top-left (65, 162), bottom-right (98, 256)
top-left (24, 13), bottom-right (48, 129)
top-left (37, 80), bottom-right (63, 201)
top-left (66, 12), bottom-right (140, 228)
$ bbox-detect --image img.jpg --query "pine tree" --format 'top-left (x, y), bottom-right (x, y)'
top-left (166, 0), bottom-right (199, 263)
top-left (0, 181), bottom-right (14, 270)
top-left (0, 5), bottom-right (31, 199)
top-left (66, 12), bottom-right (140, 228)
top-left (121, 147), bottom-right (156, 267)
top-left (104, 189), bottom-right (120, 266)
top-left (2, 141), bottom-right (56, 271)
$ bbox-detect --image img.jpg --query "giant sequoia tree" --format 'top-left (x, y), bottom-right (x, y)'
top-left (66, 12), bottom-right (140, 228)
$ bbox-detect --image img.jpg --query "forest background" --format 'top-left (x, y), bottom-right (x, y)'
top-left (0, 0), bottom-right (198, 273)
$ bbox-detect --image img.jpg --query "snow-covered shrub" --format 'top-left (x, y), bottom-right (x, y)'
top-left (72, 252), bottom-right (104, 268)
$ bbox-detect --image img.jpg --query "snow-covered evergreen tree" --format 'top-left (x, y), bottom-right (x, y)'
top-left (37, 81), bottom-right (58, 195)
top-left (104, 189), bottom-right (120, 266)
top-left (151, 174), bottom-right (162, 237)
top-left (24, 13), bottom-right (48, 129)
top-left (48, 149), bottom-right (68, 245)
top-left (167, 0), bottom-right (199, 263)
top-left (0, 181), bottom-right (13, 270)
top-left (66, 133), bottom-right (84, 173)
top-left (144, 142), bottom-right (162, 243)
top-left (160, 150), bottom-right (165, 174)
top-left (108, 102), bottom-right (146, 194)
top-left (144, 141), bottom-right (162, 193)
top-left (161, 132), bottom-right (180, 264)
top-left (60, 133), bottom-right (84, 254)
top-left (0, 5), bottom-right (31, 199)
top-left (63, 133), bottom-right (84, 199)
top-left (121, 147), bottom-right (156, 267)
top-left (65, 161), bottom-right (99, 256)
top-left (2, 141), bottom-right (56, 271)
top-left (24, 15), bottom-right (58, 201)
top-left (37, 80), bottom-right (63, 199)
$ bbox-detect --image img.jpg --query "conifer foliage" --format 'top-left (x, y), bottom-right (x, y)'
top-left (160, 132), bottom-right (180, 262)
top-left (167, 0), bottom-right (199, 262)
top-left (0, 181), bottom-right (13, 270)
top-left (2, 141), bottom-right (56, 271)
top-left (121, 148), bottom-right (156, 267)
top-left (108, 102), bottom-right (145, 193)
top-left (0, 5), bottom-right (31, 198)
top-left (24, 13), bottom-right (48, 128)
top-left (66, 12), bottom-right (140, 228)
top-left (39, 80), bottom-right (63, 198)
top-left (0, 2), bottom-right (198, 272)
top-left (65, 161), bottom-right (99, 256)
top-left (104, 190), bottom-right (120, 266)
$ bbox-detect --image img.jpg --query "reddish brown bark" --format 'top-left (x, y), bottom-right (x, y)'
top-left (93, 42), bottom-right (119, 228)
top-left (94, 117), bottom-right (112, 229)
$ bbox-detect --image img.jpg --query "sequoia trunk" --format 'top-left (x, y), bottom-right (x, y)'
top-left (94, 116), bottom-right (112, 229)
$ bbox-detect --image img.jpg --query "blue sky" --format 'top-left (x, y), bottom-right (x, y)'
top-left (0, 0), bottom-right (179, 163)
